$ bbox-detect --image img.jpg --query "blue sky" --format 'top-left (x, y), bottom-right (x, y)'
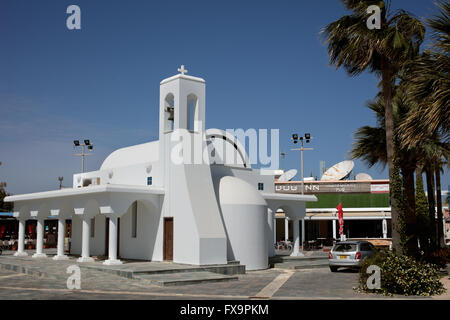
top-left (0, 0), bottom-right (448, 194)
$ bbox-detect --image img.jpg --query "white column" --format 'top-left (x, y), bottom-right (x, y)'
top-left (53, 218), bottom-right (68, 260)
top-left (284, 217), bottom-right (289, 242)
top-left (32, 218), bottom-right (47, 258)
top-left (332, 219), bottom-right (337, 239)
top-left (14, 219), bottom-right (28, 257)
top-left (382, 218), bottom-right (387, 239)
top-left (77, 217), bottom-right (94, 263)
top-left (103, 216), bottom-right (122, 265)
top-left (301, 219), bottom-right (305, 249)
top-left (267, 209), bottom-right (275, 257)
top-left (290, 218), bottom-right (303, 256)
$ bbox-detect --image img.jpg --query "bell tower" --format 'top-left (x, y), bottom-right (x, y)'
top-left (156, 67), bottom-right (227, 265)
top-left (159, 65), bottom-right (206, 139)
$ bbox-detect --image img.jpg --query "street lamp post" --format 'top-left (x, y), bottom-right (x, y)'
top-left (58, 176), bottom-right (64, 189)
top-left (73, 140), bottom-right (93, 173)
top-left (291, 133), bottom-right (313, 195)
top-left (280, 152), bottom-right (286, 171)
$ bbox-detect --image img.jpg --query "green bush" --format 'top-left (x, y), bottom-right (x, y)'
top-left (358, 251), bottom-right (446, 296)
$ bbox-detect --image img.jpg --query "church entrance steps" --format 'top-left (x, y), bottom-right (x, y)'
top-left (80, 261), bottom-right (246, 280)
top-left (272, 260), bottom-right (329, 270)
top-left (0, 253), bottom-right (246, 285)
top-left (135, 271), bottom-right (238, 286)
top-left (269, 253), bottom-right (329, 269)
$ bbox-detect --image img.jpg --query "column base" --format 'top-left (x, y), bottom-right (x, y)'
top-left (53, 255), bottom-right (69, 261)
top-left (32, 253), bottom-right (47, 259)
top-left (103, 259), bottom-right (123, 265)
top-left (77, 256), bottom-right (95, 263)
top-left (14, 251), bottom-right (28, 257)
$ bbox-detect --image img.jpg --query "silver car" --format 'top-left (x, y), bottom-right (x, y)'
top-left (328, 241), bottom-right (377, 272)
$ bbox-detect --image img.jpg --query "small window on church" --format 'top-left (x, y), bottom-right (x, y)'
top-left (90, 218), bottom-right (95, 238)
top-left (187, 94), bottom-right (198, 132)
top-left (258, 183), bottom-right (264, 191)
top-left (132, 202), bottom-right (137, 238)
top-left (165, 93), bottom-right (175, 132)
top-left (147, 177), bottom-right (152, 185)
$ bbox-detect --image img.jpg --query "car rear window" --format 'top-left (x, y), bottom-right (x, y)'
top-left (333, 244), bottom-right (357, 252)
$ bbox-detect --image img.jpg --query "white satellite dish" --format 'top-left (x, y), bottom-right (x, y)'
top-left (320, 160), bottom-right (354, 181)
top-left (355, 173), bottom-right (373, 181)
top-left (278, 169), bottom-right (297, 182)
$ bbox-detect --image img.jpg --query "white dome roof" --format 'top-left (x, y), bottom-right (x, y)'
top-left (101, 141), bottom-right (159, 170)
top-left (219, 176), bottom-right (266, 206)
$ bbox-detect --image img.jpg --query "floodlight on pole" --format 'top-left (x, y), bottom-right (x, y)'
top-left (280, 152), bottom-right (286, 171)
top-left (291, 133), bottom-right (314, 195)
top-left (58, 176), bottom-right (64, 189)
top-left (73, 139), bottom-right (93, 173)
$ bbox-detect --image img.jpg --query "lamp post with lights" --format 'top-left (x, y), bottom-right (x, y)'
top-left (291, 133), bottom-right (313, 195)
top-left (73, 140), bottom-right (93, 173)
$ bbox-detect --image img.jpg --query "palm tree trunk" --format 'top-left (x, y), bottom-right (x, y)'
top-left (381, 60), bottom-right (401, 252)
top-left (435, 167), bottom-right (445, 248)
top-left (425, 165), bottom-right (437, 249)
top-left (402, 164), bottom-right (418, 257)
top-left (415, 165), bottom-right (430, 253)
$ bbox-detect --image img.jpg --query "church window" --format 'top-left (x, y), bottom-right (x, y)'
top-left (90, 218), bottom-right (95, 238)
top-left (164, 93), bottom-right (175, 131)
top-left (258, 183), bottom-right (264, 191)
top-left (147, 176), bottom-right (152, 185)
top-left (187, 94), bottom-right (198, 131)
top-left (132, 202), bottom-right (137, 238)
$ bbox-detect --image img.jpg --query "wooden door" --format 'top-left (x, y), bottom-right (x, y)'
top-left (163, 218), bottom-right (173, 261)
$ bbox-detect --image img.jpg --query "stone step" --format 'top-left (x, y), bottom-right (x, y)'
top-left (136, 271), bottom-right (238, 286)
top-left (132, 264), bottom-right (245, 277)
top-left (269, 255), bottom-right (328, 264)
top-left (273, 260), bottom-right (330, 270)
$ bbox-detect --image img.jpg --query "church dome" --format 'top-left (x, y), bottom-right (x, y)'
top-left (100, 141), bottom-right (159, 170)
top-left (219, 176), bottom-right (266, 206)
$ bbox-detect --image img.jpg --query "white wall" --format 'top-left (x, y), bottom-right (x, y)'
top-left (90, 214), bottom-right (106, 256)
top-left (70, 214), bottom-right (81, 255)
top-left (221, 203), bottom-right (268, 270)
top-left (119, 201), bottom-right (162, 260)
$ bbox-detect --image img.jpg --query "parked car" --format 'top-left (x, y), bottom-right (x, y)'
top-left (328, 241), bottom-right (377, 272)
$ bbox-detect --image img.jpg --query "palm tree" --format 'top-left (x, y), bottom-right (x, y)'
top-left (351, 88), bottom-right (419, 256)
top-left (322, 0), bottom-right (425, 251)
top-left (401, 1), bottom-right (450, 146)
top-left (414, 138), bottom-right (449, 249)
top-left (399, 1), bottom-right (450, 249)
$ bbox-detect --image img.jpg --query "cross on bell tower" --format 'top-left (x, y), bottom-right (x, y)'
top-left (178, 65), bottom-right (188, 75)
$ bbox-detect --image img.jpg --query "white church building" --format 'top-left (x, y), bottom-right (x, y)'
top-left (5, 67), bottom-right (317, 270)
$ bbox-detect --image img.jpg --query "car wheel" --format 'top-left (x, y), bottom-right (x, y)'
top-left (330, 266), bottom-right (338, 272)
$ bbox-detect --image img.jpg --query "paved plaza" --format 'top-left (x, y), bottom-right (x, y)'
top-left (0, 250), bottom-right (448, 300)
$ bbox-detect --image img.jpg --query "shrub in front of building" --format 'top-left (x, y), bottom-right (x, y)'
top-left (420, 248), bottom-right (450, 269)
top-left (358, 251), bottom-right (446, 296)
